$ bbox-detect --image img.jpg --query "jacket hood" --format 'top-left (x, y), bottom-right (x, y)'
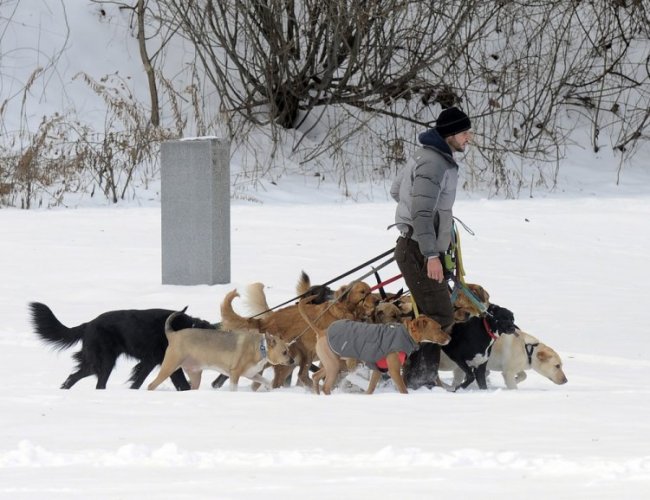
top-left (418, 128), bottom-right (452, 156)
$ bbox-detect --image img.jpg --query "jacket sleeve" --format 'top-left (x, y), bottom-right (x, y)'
top-left (390, 167), bottom-right (404, 202)
top-left (411, 159), bottom-right (447, 258)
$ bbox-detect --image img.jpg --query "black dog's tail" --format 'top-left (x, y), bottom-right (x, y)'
top-left (164, 307), bottom-right (189, 336)
top-left (28, 302), bottom-right (84, 350)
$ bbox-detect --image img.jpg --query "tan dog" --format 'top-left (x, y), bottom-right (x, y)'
top-left (148, 308), bottom-right (293, 391)
top-left (298, 296), bottom-right (451, 395)
top-left (220, 282), bottom-right (370, 388)
top-left (487, 329), bottom-right (567, 389)
top-left (439, 329), bottom-right (567, 389)
top-left (453, 283), bottom-right (490, 322)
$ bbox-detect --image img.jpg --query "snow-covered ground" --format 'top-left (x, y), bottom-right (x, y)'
top-left (2, 2), bottom-right (650, 498)
top-left (1, 176), bottom-right (649, 499)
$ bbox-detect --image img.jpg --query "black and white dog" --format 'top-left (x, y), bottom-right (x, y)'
top-left (403, 304), bottom-right (517, 390)
top-left (29, 302), bottom-right (216, 390)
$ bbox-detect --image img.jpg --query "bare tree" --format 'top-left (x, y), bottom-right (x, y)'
top-left (2, 0), bottom-right (650, 206)
top-left (91, 0), bottom-right (182, 127)
top-left (159, 1), bottom-right (489, 127)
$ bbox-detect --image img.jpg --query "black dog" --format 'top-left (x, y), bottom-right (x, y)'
top-left (29, 302), bottom-right (215, 390)
top-left (403, 304), bottom-right (517, 390)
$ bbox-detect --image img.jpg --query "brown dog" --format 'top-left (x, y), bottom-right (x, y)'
top-left (453, 283), bottom-right (490, 322)
top-left (373, 301), bottom-right (403, 324)
top-left (297, 296), bottom-right (451, 395)
top-left (148, 308), bottom-right (293, 391)
top-left (220, 281), bottom-right (371, 388)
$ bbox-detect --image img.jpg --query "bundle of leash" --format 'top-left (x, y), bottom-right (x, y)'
top-left (29, 229), bottom-right (568, 394)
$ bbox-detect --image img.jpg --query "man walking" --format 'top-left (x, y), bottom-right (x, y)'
top-left (390, 106), bottom-right (472, 389)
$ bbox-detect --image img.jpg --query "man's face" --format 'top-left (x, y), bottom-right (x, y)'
top-left (446, 130), bottom-right (473, 153)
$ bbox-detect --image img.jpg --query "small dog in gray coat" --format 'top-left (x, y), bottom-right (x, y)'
top-left (298, 296), bottom-right (451, 395)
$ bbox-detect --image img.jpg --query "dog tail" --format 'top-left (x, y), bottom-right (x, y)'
top-left (296, 271), bottom-right (311, 296)
top-left (220, 288), bottom-right (262, 332)
top-left (296, 271), bottom-right (334, 304)
top-left (241, 282), bottom-right (272, 319)
top-left (164, 307), bottom-right (188, 336)
top-left (29, 302), bottom-right (84, 350)
top-left (297, 295), bottom-right (325, 338)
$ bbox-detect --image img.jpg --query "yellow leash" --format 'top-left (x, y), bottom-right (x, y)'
top-left (410, 294), bottom-right (420, 318)
top-left (453, 222), bottom-right (467, 285)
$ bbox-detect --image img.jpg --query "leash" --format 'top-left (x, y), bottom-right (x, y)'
top-left (450, 278), bottom-right (489, 315)
top-left (257, 247), bottom-right (395, 315)
top-left (448, 216), bottom-right (474, 285)
top-left (285, 255), bottom-right (398, 345)
top-left (446, 217), bottom-right (488, 315)
top-left (369, 273), bottom-right (403, 293)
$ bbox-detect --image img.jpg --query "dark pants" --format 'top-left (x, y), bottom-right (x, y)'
top-left (395, 235), bottom-right (453, 389)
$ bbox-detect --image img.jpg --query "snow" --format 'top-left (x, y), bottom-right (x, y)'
top-left (2, 185), bottom-right (650, 499)
top-left (2, 1), bottom-right (650, 498)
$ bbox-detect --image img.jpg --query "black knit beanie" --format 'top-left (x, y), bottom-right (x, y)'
top-left (435, 107), bottom-right (471, 138)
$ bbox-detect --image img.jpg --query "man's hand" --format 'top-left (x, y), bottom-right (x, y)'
top-left (426, 256), bottom-right (444, 283)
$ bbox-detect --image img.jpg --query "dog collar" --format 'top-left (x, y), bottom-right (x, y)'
top-left (260, 336), bottom-right (268, 359)
top-left (482, 317), bottom-right (498, 340)
top-left (525, 342), bottom-right (539, 365)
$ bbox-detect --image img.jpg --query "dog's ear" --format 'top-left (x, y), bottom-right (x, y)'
top-left (468, 284), bottom-right (490, 303)
top-left (407, 320), bottom-right (422, 342)
top-left (265, 334), bottom-right (277, 347)
top-left (537, 349), bottom-right (552, 362)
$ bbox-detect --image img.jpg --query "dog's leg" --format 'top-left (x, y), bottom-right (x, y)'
top-left (366, 370), bottom-right (381, 395)
top-left (169, 368), bottom-right (191, 391)
top-left (228, 372), bottom-right (241, 391)
top-left (320, 357), bottom-right (340, 395)
top-left (131, 361), bottom-right (188, 390)
top-left (296, 359), bottom-right (314, 388)
top-left (271, 364), bottom-right (295, 389)
top-left (211, 374), bottom-right (229, 389)
top-left (452, 366), bottom-right (465, 387)
top-left (187, 370), bottom-right (202, 390)
top-left (61, 365), bottom-right (94, 389)
top-left (453, 360), bottom-right (476, 390)
top-left (250, 374), bottom-right (272, 390)
top-left (311, 368), bottom-right (325, 394)
top-left (129, 361), bottom-right (153, 389)
top-left (95, 358), bottom-right (117, 390)
top-left (501, 371), bottom-right (519, 389)
top-left (147, 350), bottom-right (183, 390)
top-left (475, 364), bottom-right (489, 390)
top-left (385, 352), bottom-right (408, 394)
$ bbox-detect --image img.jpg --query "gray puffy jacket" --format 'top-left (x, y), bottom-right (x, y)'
top-left (391, 128), bottom-right (459, 258)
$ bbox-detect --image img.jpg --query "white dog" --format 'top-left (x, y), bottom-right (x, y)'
top-left (440, 329), bottom-right (567, 389)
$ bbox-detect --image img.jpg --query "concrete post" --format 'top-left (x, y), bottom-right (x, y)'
top-left (160, 138), bottom-right (230, 285)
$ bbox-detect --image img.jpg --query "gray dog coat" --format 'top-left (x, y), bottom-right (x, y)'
top-left (326, 320), bottom-right (418, 371)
